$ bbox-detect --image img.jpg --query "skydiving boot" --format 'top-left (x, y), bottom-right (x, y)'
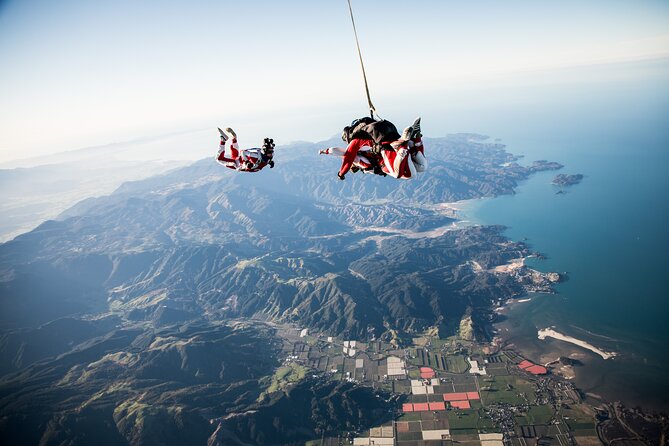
top-left (224, 128), bottom-right (240, 167)
top-left (398, 117), bottom-right (422, 143)
top-left (218, 127), bottom-right (228, 143)
top-left (224, 127), bottom-right (237, 141)
top-left (410, 117), bottom-right (422, 138)
top-left (409, 117), bottom-right (424, 157)
top-left (400, 126), bottom-right (412, 142)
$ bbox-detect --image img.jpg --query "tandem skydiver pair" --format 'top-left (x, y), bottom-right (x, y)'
top-left (214, 117), bottom-right (426, 180)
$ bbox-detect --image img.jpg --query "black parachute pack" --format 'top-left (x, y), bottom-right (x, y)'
top-left (342, 117), bottom-right (401, 153)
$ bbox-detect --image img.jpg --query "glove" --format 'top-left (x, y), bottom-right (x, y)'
top-left (338, 173), bottom-right (345, 181)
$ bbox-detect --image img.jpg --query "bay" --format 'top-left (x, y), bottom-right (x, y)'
top-left (433, 59), bottom-right (669, 410)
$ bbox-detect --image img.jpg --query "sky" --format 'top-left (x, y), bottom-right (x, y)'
top-left (1, 0), bottom-right (668, 163)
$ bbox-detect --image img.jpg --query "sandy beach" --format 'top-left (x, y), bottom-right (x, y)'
top-left (538, 328), bottom-right (617, 360)
top-left (491, 258), bottom-right (525, 273)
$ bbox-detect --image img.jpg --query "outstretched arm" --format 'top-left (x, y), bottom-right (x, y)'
top-left (319, 147), bottom-right (346, 156)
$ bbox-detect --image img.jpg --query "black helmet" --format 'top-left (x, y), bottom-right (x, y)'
top-left (341, 126), bottom-right (351, 142)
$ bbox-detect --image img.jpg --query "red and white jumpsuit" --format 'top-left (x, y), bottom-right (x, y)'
top-left (217, 135), bottom-right (263, 172)
top-left (321, 134), bottom-right (427, 179)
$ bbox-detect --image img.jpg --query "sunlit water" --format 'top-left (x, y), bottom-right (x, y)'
top-left (425, 60), bottom-right (669, 410)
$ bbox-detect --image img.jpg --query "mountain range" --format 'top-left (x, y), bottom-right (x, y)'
top-left (0, 133), bottom-right (562, 444)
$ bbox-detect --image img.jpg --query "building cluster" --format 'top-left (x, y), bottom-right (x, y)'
top-left (343, 340), bottom-right (357, 357)
top-left (386, 355), bottom-right (407, 379)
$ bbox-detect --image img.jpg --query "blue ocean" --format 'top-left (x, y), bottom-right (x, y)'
top-left (425, 59), bottom-right (669, 410)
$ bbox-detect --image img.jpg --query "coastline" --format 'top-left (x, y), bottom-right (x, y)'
top-left (451, 171), bottom-right (664, 410)
top-left (491, 294), bottom-right (669, 412)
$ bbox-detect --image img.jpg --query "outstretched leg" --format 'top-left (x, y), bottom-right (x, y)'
top-left (217, 128), bottom-right (234, 164)
top-left (411, 135), bottom-right (427, 172)
top-left (225, 128), bottom-right (241, 161)
top-left (411, 150), bottom-right (427, 172)
top-left (381, 145), bottom-right (415, 179)
top-left (216, 127), bottom-right (242, 168)
top-left (406, 117), bottom-right (426, 172)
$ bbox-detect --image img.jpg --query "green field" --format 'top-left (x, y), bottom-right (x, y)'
top-left (447, 410), bottom-right (481, 429)
top-left (264, 362), bottom-right (308, 395)
top-left (515, 405), bottom-right (554, 425)
top-left (561, 403), bottom-right (597, 429)
top-left (573, 428), bottom-right (599, 437)
top-left (468, 400), bottom-right (483, 410)
top-left (323, 345), bottom-right (340, 355)
top-left (447, 409), bottom-right (497, 430)
top-left (398, 412), bottom-right (422, 421)
top-left (480, 375), bottom-right (536, 405)
top-left (407, 368), bottom-right (421, 379)
top-left (446, 355), bottom-right (468, 373)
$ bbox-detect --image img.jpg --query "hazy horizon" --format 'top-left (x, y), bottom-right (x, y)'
top-left (1, 0), bottom-right (669, 163)
top-left (2, 56), bottom-right (667, 170)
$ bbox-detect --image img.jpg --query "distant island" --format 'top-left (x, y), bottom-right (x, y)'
top-left (552, 173), bottom-right (584, 187)
top-left (531, 160), bottom-right (563, 172)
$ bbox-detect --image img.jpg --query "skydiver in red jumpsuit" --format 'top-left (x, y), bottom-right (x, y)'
top-left (319, 117), bottom-right (426, 180)
top-left (216, 127), bottom-right (275, 172)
